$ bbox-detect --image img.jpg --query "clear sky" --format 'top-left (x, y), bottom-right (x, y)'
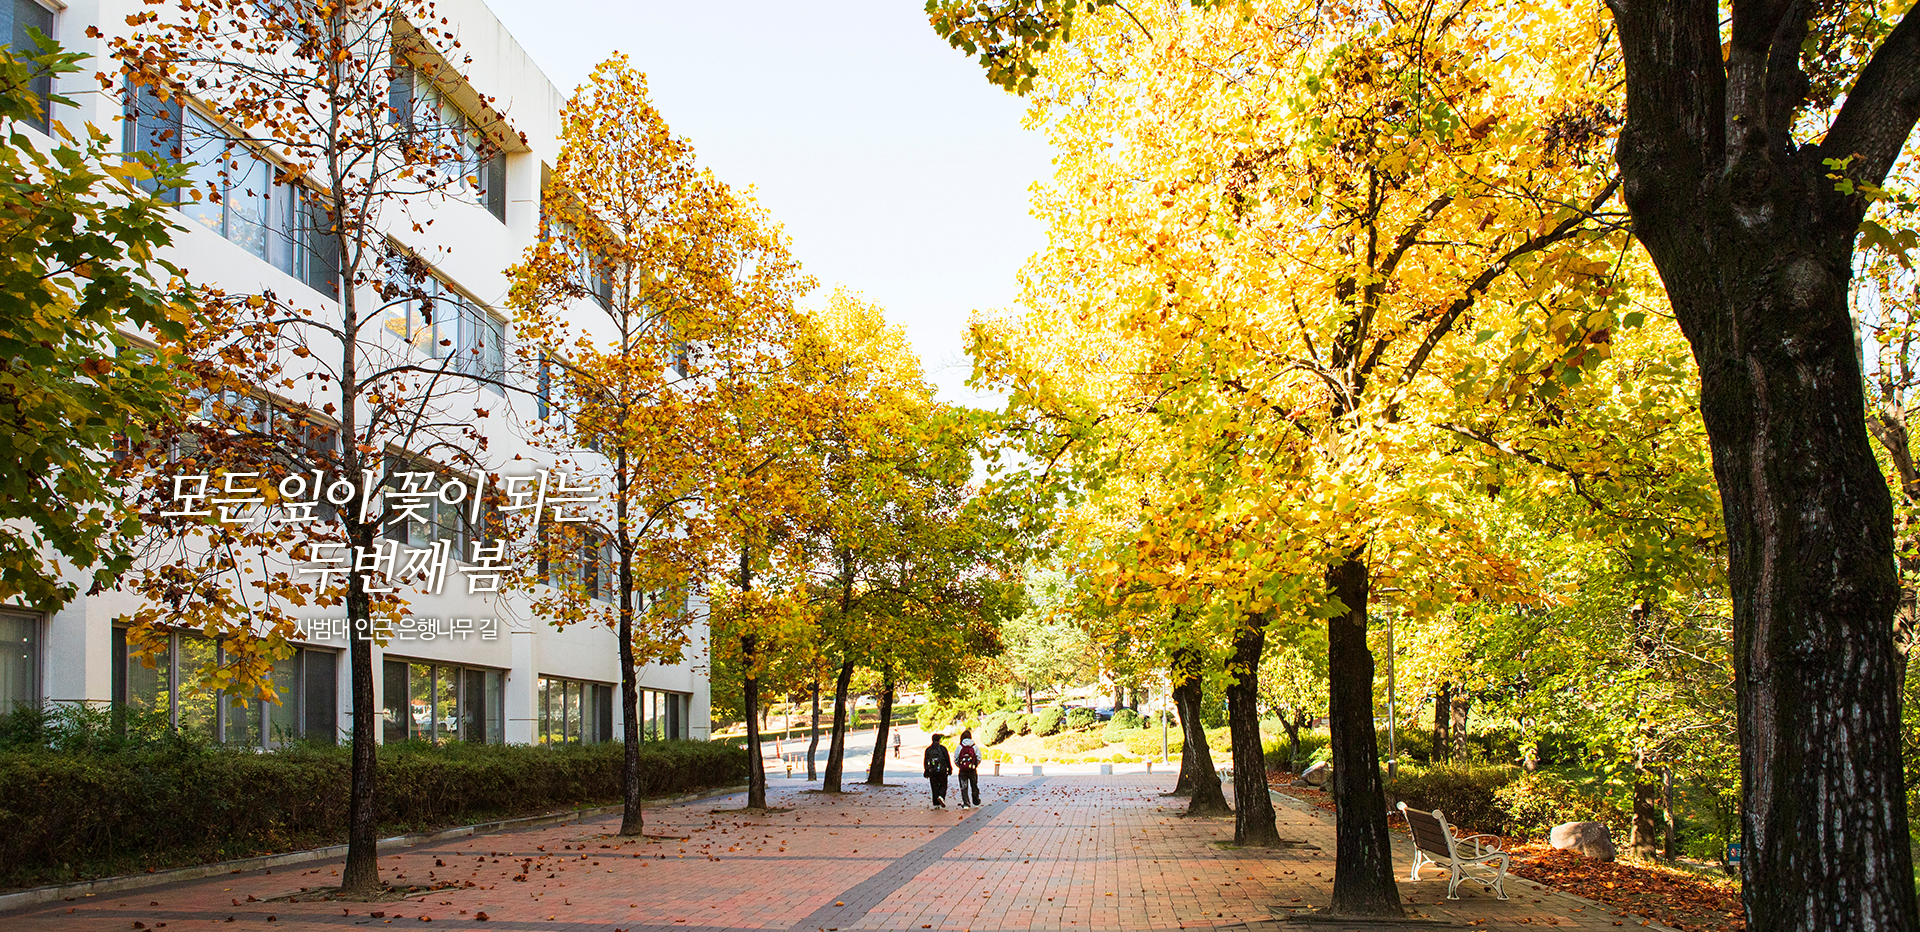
top-left (484, 0), bottom-right (1053, 406)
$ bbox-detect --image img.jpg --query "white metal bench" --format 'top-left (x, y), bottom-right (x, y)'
top-left (1397, 802), bottom-right (1510, 899)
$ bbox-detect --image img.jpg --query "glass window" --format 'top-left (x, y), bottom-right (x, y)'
top-left (175, 635), bottom-right (219, 741)
top-left (1, 0), bottom-right (55, 132)
top-left (0, 612), bottom-right (38, 715)
top-left (382, 658), bottom-right (408, 744)
top-left (408, 661), bottom-right (432, 741)
top-left (536, 675), bottom-right (612, 745)
top-left (433, 664), bottom-right (457, 742)
top-left (392, 64), bottom-right (506, 222)
top-left (485, 669), bottom-right (503, 745)
top-left (303, 649), bottom-right (338, 744)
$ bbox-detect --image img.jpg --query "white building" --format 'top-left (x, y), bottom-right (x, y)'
top-left (0, 0), bottom-right (712, 746)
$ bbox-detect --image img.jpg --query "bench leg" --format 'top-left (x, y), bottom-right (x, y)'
top-left (1446, 864), bottom-right (1462, 899)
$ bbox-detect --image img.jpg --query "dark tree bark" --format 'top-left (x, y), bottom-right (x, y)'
top-left (867, 673), bottom-right (895, 785)
top-left (1281, 710), bottom-right (1307, 772)
top-left (340, 574), bottom-right (378, 895)
top-left (1607, 2), bottom-right (1920, 925)
top-left (739, 549), bottom-right (768, 810)
top-left (1172, 647), bottom-right (1230, 814)
top-left (1225, 624), bottom-right (1279, 846)
top-left (806, 680), bottom-right (821, 782)
top-left (1431, 681), bottom-right (1452, 764)
top-left (823, 658), bottom-right (855, 792)
top-left (616, 524), bottom-right (642, 835)
top-left (1448, 690), bottom-right (1470, 762)
top-left (1326, 555), bottom-right (1402, 916)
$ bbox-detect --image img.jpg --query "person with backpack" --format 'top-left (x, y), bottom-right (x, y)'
top-left (923, 733), bottom-right (952, 810)
top-left (954, 728), bottom-right (982, 809)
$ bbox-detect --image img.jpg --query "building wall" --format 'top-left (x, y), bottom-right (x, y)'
top-left (7, 0), bottom-right (711, 744)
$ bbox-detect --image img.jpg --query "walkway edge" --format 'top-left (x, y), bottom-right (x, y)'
top-left (0, 783), bottom-right (749, 914)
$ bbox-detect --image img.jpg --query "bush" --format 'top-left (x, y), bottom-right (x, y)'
top-left (0, 739), bottom-right (746, 889)
top-left (916, 701), bottom-right (956, 734)
top-left (1033, 707), bottom-right (1065, 737)
top-left (1110, 708), bottom-right (1143, 731)
top-left (1265, 730), bottom-right (1330, 772)
top-left (983, 716), bottom-right (1013, 747)
top-left (1065, 708), bottom-right (1098, 730)
top-left (1044, 731), bottom-right (1108, 754)
top-left (1494, 770), bottom-right (1629, 841)
top-left (1385, 764), bottom-right (1521, 837)
top-left (1102, 720), bottom-right (1140, 744)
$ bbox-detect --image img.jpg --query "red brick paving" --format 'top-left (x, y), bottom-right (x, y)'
top-left (0, 773), bottom-right (1679, 932)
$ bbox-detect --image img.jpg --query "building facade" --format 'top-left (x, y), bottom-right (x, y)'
top-left (0, 0), bottom-right (712, 746)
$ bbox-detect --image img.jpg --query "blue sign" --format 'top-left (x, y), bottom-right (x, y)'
top-left (1727, 841), bottom-right (1743, 865)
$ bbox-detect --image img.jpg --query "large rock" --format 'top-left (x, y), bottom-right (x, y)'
top-left (1550, 821), bottom-right (1617, 861)
top-left (1292, 761), bottom-right (1332, 787)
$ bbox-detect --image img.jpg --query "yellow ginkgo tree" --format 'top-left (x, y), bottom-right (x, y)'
top-left (969, 0), bottom-right (1630, 913)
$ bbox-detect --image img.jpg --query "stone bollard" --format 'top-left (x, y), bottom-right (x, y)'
top-left (1032, 765), bottom-right (1043, 775)
top-left (993, 761), bottom-right (1000, 776)
top-left (1146, 761), bottom-right (1153, 774)
top-left (1100, 764), bottom-right (1113, 775)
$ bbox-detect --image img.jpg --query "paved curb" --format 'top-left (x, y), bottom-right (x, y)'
top-left (0, 783), bottom-right (749, 914)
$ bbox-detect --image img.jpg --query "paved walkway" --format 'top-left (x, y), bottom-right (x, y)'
top-left (1, 772), bottom-right (1675, 932)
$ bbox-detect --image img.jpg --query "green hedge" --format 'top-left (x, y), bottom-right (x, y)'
top-left (1065, 708), bottom-right (1098, 730)
top-left (1033, 707), bottom-right (1065, 736)
top-left (0, 739), bottom-right (745, 890)
top-left (983, 716), bottom-right (1013, 746)
top-left (1384, 764), bottom-right (1625, 841)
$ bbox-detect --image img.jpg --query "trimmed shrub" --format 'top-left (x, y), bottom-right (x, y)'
top-left (1065, 708), bottom-right (1098, 731)
top-left (1109, 708), bottom-right (1143, 731)
top-left (0, 739), bottom-right (746, 890)
top-left (1033, 707), bottom-right (1065, 737)
top-left (1102, 720), bottom-right (1139, 744)
top-left (916, 701), bottom-right (956, 734)
top-left (1044, 731), bottom-right (1108, 754)
top-left (1385, 764), bottom-right (1520, 837)
top-left (983, 716), bottom-right (1013, 747)
top-left (1494, 771), bottom-right (1630, 841)
top-left (1013, 714), bottom-right (1034, 735)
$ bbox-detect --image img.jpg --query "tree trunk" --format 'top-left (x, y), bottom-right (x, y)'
top-left (1432, 682), bottom-right (1451, 764)
top-left (338, 571), bottom-right (379, 895)
top-left (823, 658), bottom-right (855, 792)
top-left (1025, 681), bottom-right (1033, 714)
top-left (1632, 752), bottom-right (1662, 860)
top-left (1326, 555), bottom-right (1403, 916)
top-left (1662, 767), bottom-right (1679, 860)
top-left (743, 640), bottom-right (766, 809)
top-left (1283, 716), bottom-right (1303, 773)
top-left (867, 674), bottom-right (894, 785)
top-left (617, 532), bottom-right (642, 835)
top-left (806, 680), bottom-right (820, 781)
top-left (1173, 648), bottom-right (1230, 814)
top-left (1609, 2), bottom-right (1919, 926)
top-left (1448, 690), bottom-right (1470, 763)
top-left (1225, 624), bottom-right (1278, 846)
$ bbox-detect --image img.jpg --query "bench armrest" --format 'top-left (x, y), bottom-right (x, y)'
top-left (1455, 833), bottom-right (1503, 856)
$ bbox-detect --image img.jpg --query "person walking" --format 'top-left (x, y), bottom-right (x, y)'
top-left (923, 733), bottom-right (952, 810)
top-left (893, 730), bottom-right (902, 759)
top-left (954, 728), bottom-right (982, 810)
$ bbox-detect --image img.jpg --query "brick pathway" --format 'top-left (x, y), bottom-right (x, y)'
top-left (0, 773), bottom-right (1677, 931)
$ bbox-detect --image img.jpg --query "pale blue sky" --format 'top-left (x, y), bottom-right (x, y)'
top-left (486, 0), bottom-right (1052, 406)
